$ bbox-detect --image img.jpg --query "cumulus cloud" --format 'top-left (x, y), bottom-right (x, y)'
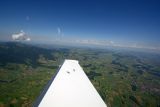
top-left (12, 30), bottom-right (31, 41)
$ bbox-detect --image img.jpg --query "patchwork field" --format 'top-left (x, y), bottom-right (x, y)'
top-left (0, 42), bottom-right (160, 107)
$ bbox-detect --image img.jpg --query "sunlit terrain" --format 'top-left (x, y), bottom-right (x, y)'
top-left (0, 42), bottom-right (160, 107)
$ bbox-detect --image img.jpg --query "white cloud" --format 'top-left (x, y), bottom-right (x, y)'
top-left (12, 30), bottom-right (31, 41)
top-left (57, 27), bottom-right (61, 35)
top-left (110, 41), bottom-right (114, 44)
top-left (26, 38), bottom-right (31, 41)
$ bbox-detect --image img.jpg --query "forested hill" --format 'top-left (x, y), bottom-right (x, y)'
top-left (0, 42), bottom-right (69, 107)
top-left (0, 42), bottom-right (67, 67)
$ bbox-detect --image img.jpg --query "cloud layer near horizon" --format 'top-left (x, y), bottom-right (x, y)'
top-left (12, 30), bottom-right (31, 41)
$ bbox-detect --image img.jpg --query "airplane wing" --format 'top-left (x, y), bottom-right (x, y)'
top-left (33, 59), bottom-right (107, 107)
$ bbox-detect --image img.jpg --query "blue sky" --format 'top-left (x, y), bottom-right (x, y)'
top-left (0, 0), bottom-right (160, 49)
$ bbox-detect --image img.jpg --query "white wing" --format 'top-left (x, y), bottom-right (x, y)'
top-left (34, 59), bottom-right (107, 107)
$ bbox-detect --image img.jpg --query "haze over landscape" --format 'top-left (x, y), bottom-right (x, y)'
top-left (0, 0), bottom-right (160, 107)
